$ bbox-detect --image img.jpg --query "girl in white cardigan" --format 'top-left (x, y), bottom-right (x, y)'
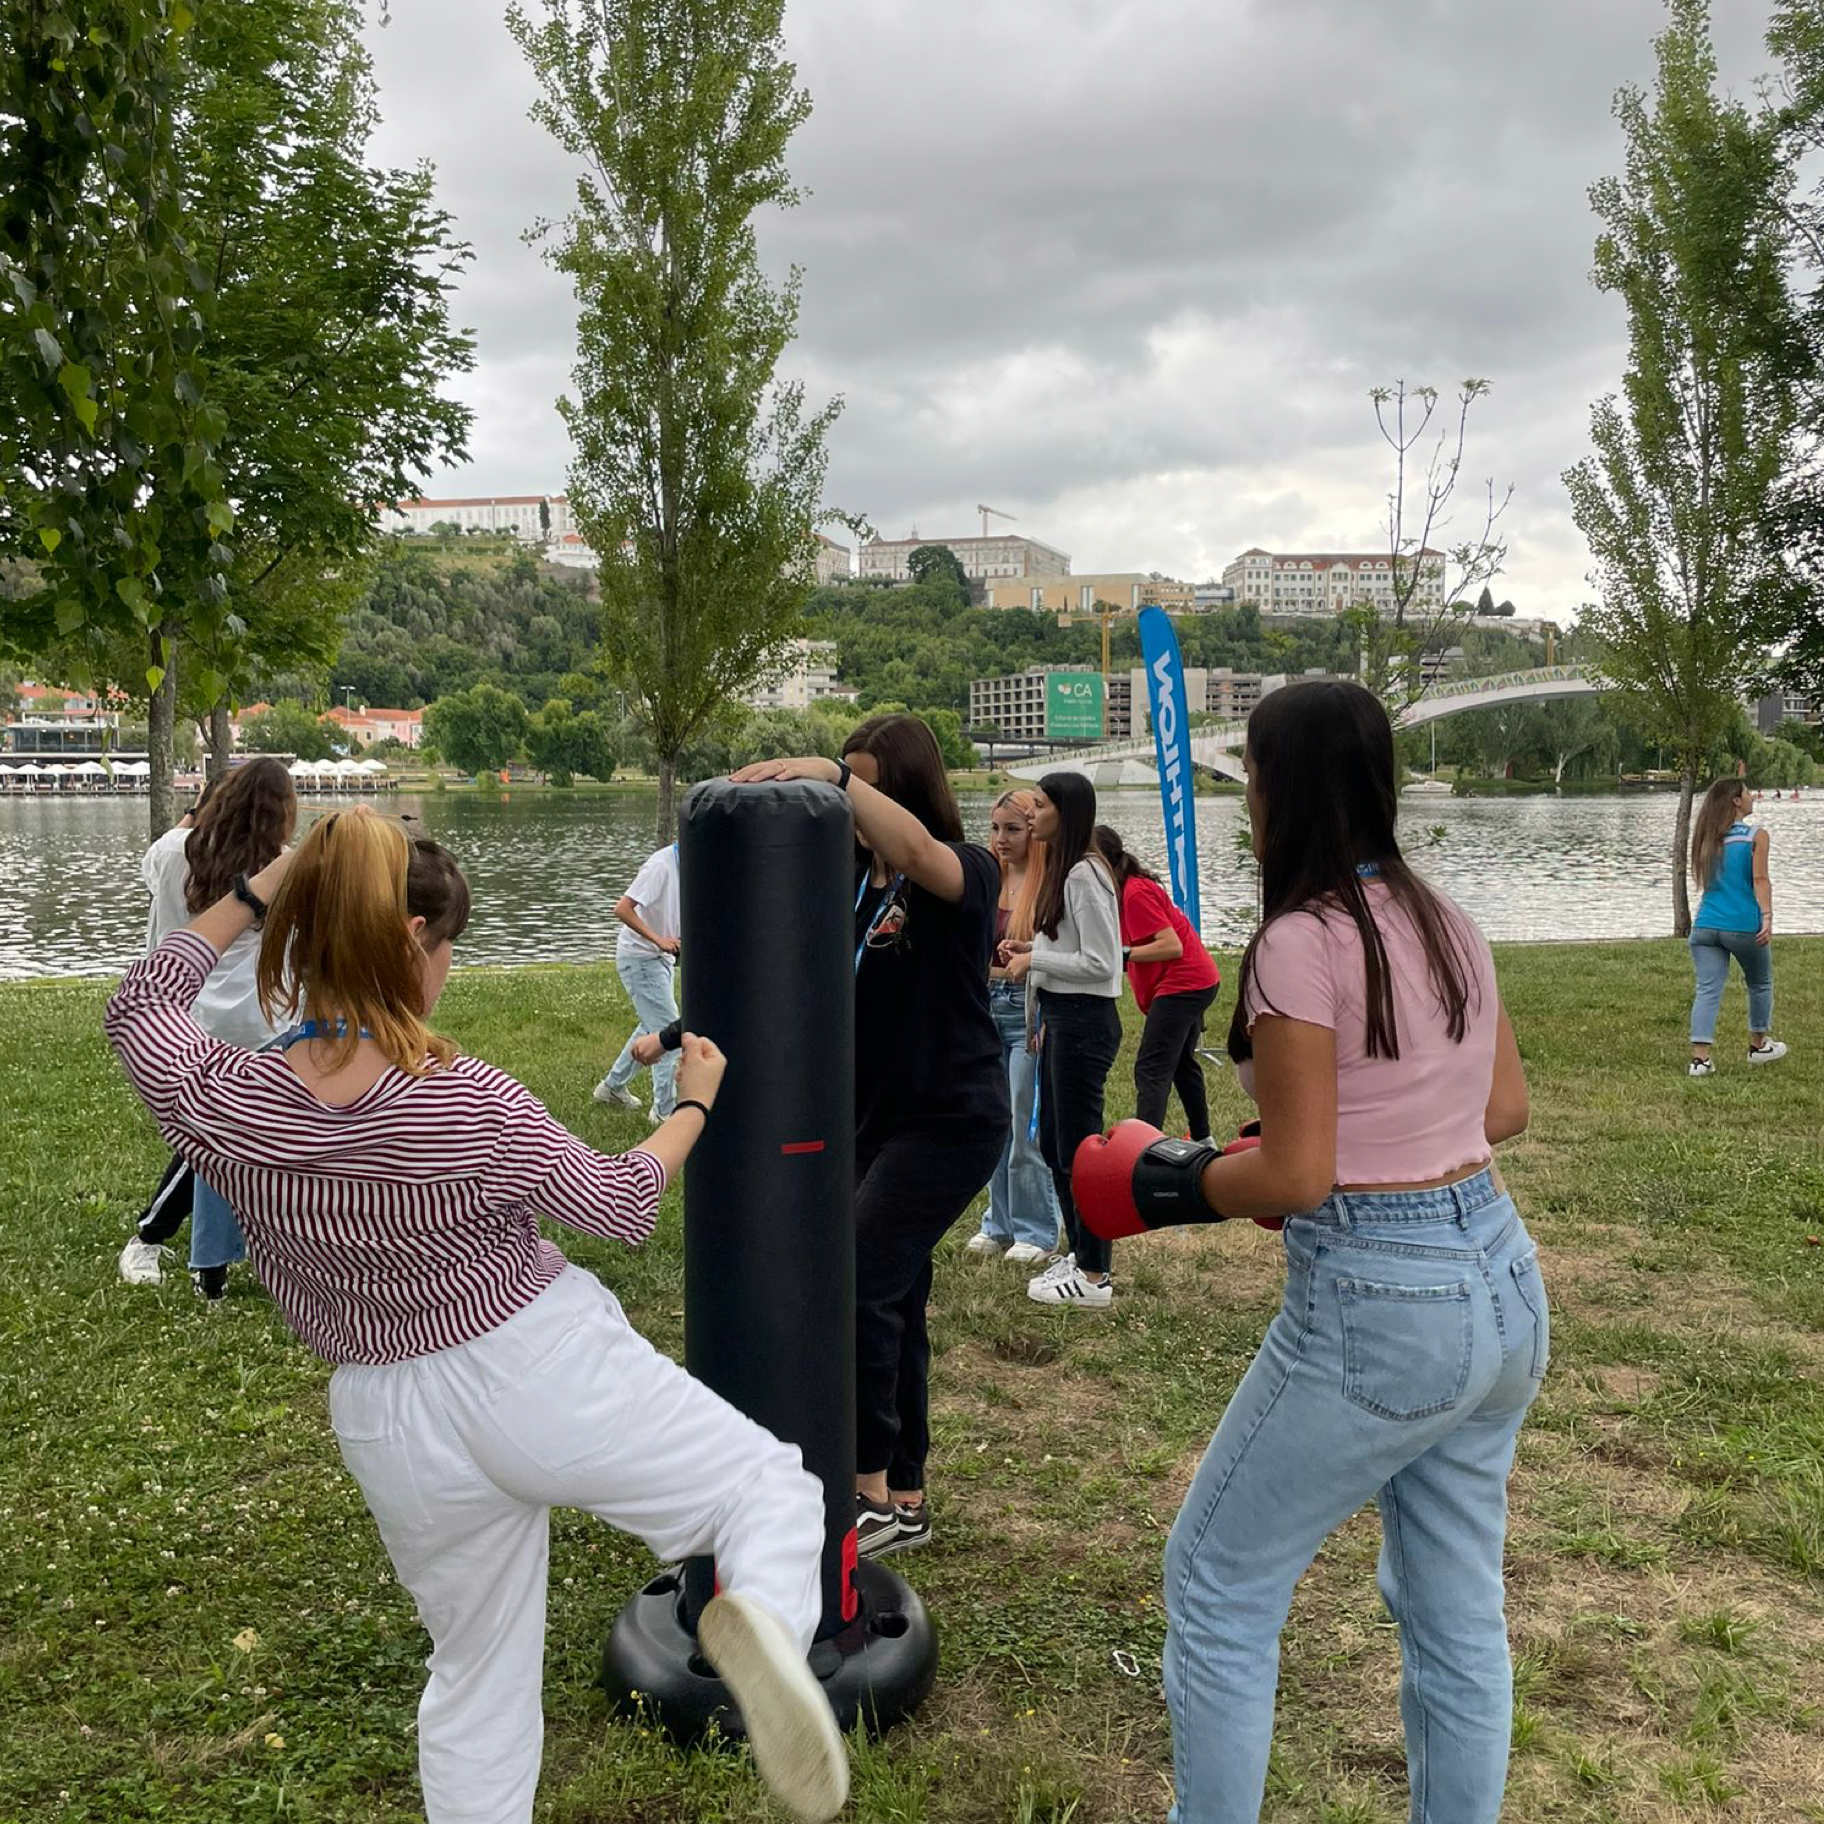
top-left (999, 771), bottom-right (1124, 1308)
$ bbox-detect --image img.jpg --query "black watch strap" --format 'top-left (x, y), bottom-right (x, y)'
top-left (232, 873), bottom-right (268, 924)
top-left (834, 759), bottom-right (852, 792)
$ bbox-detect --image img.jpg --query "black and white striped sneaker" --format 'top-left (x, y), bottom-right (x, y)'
top-left (892, 1502), bottom-right (931, 1552)
top-left (1027, 1264), bottom-right (1113, 1309)
top-left (855, 1496), bottom-right (901, 1558)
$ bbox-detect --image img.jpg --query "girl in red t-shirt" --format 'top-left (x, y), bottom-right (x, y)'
top-left (1094, 826), bottom-right (1220, 1142)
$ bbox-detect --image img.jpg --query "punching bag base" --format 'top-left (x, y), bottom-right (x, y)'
top-left (602, 1560), bottom-right (937, 1745)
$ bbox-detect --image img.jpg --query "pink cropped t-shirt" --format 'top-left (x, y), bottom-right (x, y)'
top-left (1238, 884), bottom-right (1499, 1185)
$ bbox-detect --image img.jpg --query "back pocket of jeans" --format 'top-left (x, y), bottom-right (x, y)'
top-left (1338, 1277), bottom-right (1473, 1421)
top-left (1508, 1250), bottom-right (1550, 1382)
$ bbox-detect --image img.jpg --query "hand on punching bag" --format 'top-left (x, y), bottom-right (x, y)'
top-left (1074, 1121), bottom-right (1280, 1239)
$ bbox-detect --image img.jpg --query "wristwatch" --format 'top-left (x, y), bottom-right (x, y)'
top-left (232, 873), bottom-right (268, 926)
top-left (833, 759), bottom-right (853, 792)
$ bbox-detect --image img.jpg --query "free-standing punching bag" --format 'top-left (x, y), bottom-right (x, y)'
top-left (600, 776), bottom-right (938, 1741)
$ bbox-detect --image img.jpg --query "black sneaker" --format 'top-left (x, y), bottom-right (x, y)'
top-left (855, 1496), bottom-right (900, 1559)
top-left (891, 1501), bottom-right (931, 1553)
top-left (193, 1265), bottom-right (228, 1302)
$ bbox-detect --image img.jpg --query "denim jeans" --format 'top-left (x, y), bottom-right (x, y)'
top-left (1164, 1171), bottom-right (1548, 1824)
top-left (979, 981), bottom-right (1063, 1250)
top-left (1688, 927), bottom-right (1772, 1043)
top-left (601, 951), bottom-right (679, 1117)
top-left (189, 1176), bottom-right (247, 1271)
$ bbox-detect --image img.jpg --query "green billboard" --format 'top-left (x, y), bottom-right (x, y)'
top-left (1044, 671), bottom-right (1105, 740)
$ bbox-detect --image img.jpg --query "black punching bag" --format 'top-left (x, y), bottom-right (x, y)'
top-left (600, 777), bottom-right (937, 1741)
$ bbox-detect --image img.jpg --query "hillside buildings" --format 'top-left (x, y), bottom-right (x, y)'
top-left (1221, 548), bottom-right (1446, 620)
top-left (859, 531), bottom-right (1070, 584)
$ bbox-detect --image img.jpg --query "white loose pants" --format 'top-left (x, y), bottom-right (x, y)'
top-left (327, 1266), bottom-right (825, 1824)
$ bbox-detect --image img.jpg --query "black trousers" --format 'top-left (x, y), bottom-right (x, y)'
top-left (1037, 990), bottom-right (1123, 1276)
top-left (136, 1153), bottom-right (194, 1246)
top-left (1134, 985), bottom-right (1219, 1140)
top-left (855, 1119), bottom-right (1004, 1488)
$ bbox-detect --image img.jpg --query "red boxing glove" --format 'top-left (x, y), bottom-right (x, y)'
top-left (1075, 1122), bottom-right (1284, 1239)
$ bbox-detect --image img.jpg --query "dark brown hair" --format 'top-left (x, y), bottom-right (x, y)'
top-left (1228, 681), bottom-right (1478, 1064)
top-left (842, 714), bottom-right (964, 842)
top-left (1093, 824), bottom-right (1161, 890)
top-left (408, 836), bottom-right (471, 946)
top-left (185, 758), bottom-right (298, 914)
top-left (1031, 771), bottom-right (1101, 940)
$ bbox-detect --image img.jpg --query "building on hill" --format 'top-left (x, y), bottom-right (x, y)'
top-left (742, 640), bottom-right (853, 713)
top-left (1221, 547), bottom-right (1445, 620)
top-left (972, 663), bottom-right (1351, 743)
top-left (859, 530), bottom-right (1069, 584)
top-left (232, 704), bottom-right (424, 750)
top-left (982, 572), bottom-right (1193, 614)
top-left (815, 534), bottom-right (852, 586)
top-left (386, 494), bottom-right (576, 542)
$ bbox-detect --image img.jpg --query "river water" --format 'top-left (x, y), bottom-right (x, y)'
top-left (2, 786), bottom-right (1820, 980)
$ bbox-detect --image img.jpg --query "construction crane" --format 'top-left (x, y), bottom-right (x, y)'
top-left (1054, 598), bottom-right (1133, 678)
top-left (976, 503), bottom-right (1015, 538)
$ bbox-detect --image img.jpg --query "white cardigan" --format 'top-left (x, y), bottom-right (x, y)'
top-left (1029, 855), bottom-right (1123, 1000)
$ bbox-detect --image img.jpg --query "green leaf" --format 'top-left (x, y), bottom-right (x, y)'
top-left (37, 527), bottom-right (62, 554)
top-left (116, 576), bottom-right (145, 610)
top-left (54, 600), bottom-right (84, 636)
top-left (145, 666), bottom-right (166, 693)
top-left (171, 2), bottom-right (194, 32)
top-left (33, 328), bottom-right (62, 369)
top-left (72, 394), bottom-right (98, 434)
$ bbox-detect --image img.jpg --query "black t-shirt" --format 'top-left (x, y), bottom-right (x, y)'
top-left (854, 843), bottom-right (1009, 1145)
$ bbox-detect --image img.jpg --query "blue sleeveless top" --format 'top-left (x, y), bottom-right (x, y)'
top-left (1694, 821), bottom-right (1761, 932)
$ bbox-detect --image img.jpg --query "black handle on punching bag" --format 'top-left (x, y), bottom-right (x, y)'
top-left (675, 777), bottom-right (857, 1641)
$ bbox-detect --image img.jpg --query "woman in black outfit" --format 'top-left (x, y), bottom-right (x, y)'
top-left (732, 716), bottom-right (1008, 1558)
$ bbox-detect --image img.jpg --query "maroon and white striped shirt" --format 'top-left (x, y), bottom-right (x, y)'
top-left (105, 931), bottom-right (666, 1365)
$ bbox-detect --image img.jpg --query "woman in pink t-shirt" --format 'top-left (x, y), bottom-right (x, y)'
top-left (1089, 682), bottom-right (1544, 1824)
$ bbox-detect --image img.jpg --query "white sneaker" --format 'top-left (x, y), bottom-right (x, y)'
top-left (964, 1231), bottom-right (1008, 1257)
top-left (1029, 1251), bottom-right (1075, 1286)
top-left (593, 1081), bottom-right (642, 1109)
top-left (1004, 1241), bottom-right (1049, 1265)
top-left (1747, 1040), bottom-right (1788, 1065)
top-left (118, 1237), bottom-right (168, 1285)
top-left (695, 1593), bottom-right (849, 1823)
top-left (1027, 1265), bottom-right (1113, 1309)
top-left (1687, 1056), bottom-right (1716, 1078)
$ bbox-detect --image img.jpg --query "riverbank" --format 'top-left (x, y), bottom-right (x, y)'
top-left (2, 940), bottom-right (1820, 1822)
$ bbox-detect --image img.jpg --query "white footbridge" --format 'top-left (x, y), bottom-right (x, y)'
top-left (1003, 664), bottom-right (1608, 786)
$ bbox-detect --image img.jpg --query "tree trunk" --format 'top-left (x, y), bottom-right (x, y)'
top-left (655, 753), bottom-right (678, 842)
top-left (147, 620), bottom-right (179, 839)
top-left (1671, 765), bottom-right (1696, 937)
top-left (208, 700), bottom-right (233, 781)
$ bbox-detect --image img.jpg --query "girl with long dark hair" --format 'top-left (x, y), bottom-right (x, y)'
top-left (1686, 777), bottom-right (1784, 1075)
top-left (1000, 771), bottom-right (1123, 1309)
top-left (732, 715), bottom-right (1008, 1558)
top-left (1093, 825), bottom-right (1221, 1144)
top-left (120, 757), bottom-right (298, 1296)
top-left (106, 805), bottom-right (847, 1824)
top-left (1079, 681), bottom-right (1541, 1823)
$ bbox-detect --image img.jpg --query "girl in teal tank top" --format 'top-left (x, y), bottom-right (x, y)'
top-left (1686, 779), bottom-right (1784, 1075)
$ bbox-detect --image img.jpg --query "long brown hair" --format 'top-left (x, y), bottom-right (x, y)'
top-left (1689, 778), bottom-right (1747, 893)
top-left (842, 714), bottom-right (964, 842)
top-left (1031, 772), bottom-right (1102, 940)
top-left (992, 788), bottom-right (1047, 942)
top-left (184, 758), bottom-right (298, 914)
top-left (257, 807), bottom-right (468, 1076)
top-left (1228, 681), bottom-right (1478, 1064)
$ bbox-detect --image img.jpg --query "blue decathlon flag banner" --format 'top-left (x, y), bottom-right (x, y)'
top-left (1137, 605), bottom-right (1201, 932)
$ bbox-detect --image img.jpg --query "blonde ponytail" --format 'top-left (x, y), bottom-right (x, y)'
top-left (257, 806), bottom-right (455, 1075)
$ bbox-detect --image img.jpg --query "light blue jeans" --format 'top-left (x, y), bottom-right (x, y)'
top-left (189, 1177), bottom-right (247, 1272)
top-left (978, 981), bottom-right (1062, 1251)
top-left (1688, 927), bottom-right (1772, 1043)
top-left (1164, 1172), bottom-right (1548, 1824)
top-left (601, 952), bottom-right (679, 1118)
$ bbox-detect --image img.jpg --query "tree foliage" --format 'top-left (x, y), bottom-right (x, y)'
top-left (1564, 0), bottom-right (1809, 932)
top-left (511, 0), bottom-right (840, 837)
top-left (423, 682), bottom-right (531, 776)
top-left (238, 699), bottom-right (337, 761)
top-left (525, 695), bottom-right (617, 784)
top-left (905, 543), bottom-right (969, 603)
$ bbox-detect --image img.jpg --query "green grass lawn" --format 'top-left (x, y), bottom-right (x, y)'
top-left (2, 940), bottom-right (1820, 1823)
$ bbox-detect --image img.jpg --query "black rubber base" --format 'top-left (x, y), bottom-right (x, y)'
top-left (601, 1559), bottom-right (938, 1744)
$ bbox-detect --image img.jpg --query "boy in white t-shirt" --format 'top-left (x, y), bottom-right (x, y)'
top-left (593, 844), bottom-right (681, 1121)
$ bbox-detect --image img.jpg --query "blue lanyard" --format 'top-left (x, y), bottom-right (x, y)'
top-left (854, 871), bottom-right (906, 975)
top-left (293, 1018), bottom-right (376, 1043)
top-left (1356, 862), bottom-right (1381, 880)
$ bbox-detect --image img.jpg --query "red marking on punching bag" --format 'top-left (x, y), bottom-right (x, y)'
top-left (780, 1140), bottom-right (826, 1156)
top-left (840, 1528), bottom-right (859, 1622)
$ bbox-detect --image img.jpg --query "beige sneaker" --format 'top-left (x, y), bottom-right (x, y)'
top-left (696, 1593), bottom-right (848, 1822)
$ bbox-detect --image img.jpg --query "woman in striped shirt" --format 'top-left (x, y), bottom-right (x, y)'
top-left (105, 806), bottom-right (847, 1824)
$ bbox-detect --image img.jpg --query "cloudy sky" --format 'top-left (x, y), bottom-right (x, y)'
top-left (362, 0), bottom-right (1777, 614)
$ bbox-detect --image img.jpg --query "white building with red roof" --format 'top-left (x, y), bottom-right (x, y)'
top-left (1221, 547), bottom-right (1446, 620)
